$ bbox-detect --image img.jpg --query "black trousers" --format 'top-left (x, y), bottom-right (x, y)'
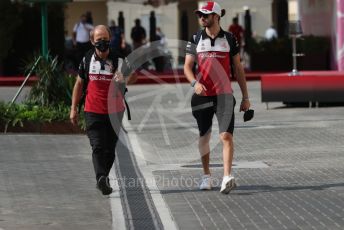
top-left (85, 111), bottom-right (124, 181)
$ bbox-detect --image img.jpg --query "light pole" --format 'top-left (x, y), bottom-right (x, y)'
top-left (40, 2), bottom-right (48, 59)
top-left (24, 0), bottom-right (71, 59)
top-left (288, 20), bottom-right (304, 76)
top-left (11, 0), bottom-right (71, 104)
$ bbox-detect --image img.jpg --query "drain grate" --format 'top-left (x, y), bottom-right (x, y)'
top-left (115, 133), bottom-right (163, 230)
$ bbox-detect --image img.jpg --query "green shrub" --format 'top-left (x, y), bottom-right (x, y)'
top-left (297, 35), bottom-right (330, 54)
top-left (0, 102), bottom-right (85, 132)
top-left (249, 35), bottom-right (331, 71)
top-left (249, 35), bottom-right (330, 55)
top-left (0, 102), bottom-right (67, 123)
top-left (0, 51), bottom-right (86, 132)
top-left (23, 53), bottom-right (76, 106)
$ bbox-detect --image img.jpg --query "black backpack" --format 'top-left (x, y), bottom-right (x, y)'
top-left (79, 49), bottom-right (131, 120)
top-left (193, 30), bottom-right (236, 79)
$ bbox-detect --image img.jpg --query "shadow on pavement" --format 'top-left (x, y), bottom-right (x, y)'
top-left (159, 182), bottom-right (344, 195)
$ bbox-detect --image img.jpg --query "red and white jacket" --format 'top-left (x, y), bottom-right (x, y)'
top-left (79, 53), bottom-right (125, 114)
top-left (186, 29), bottom-right (239, 96)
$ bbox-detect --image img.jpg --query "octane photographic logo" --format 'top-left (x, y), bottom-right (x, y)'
top-left (108, 39), bottom-right (233, 164)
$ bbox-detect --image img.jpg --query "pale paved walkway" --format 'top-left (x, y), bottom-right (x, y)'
top-left (1, 82), bottom-right (344, 229)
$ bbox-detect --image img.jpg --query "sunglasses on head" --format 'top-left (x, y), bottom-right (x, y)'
top-left (197, 13), bottom-right (215, 19)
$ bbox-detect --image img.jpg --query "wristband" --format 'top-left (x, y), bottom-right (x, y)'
top-left (191, 79), bottom-right (197, 87)
top-left (242, 98), bottom-right (249, 101)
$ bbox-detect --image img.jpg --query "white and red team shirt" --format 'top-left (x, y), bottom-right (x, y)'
top-left (79, 54), bottom-right (125, 114)
top-left (186, 29), bottom-right (239, 96)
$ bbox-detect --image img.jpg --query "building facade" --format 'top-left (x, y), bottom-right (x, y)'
top-left (65, 1), bottom-right (344, 70)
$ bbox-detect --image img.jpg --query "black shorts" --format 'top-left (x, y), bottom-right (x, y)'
top-left (191, 94), bottom-right (236, 136)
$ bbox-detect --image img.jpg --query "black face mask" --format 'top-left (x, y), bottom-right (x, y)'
top-left (94, 40), bottom-right (110, 52)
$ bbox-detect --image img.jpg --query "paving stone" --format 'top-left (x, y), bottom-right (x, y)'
top-left (128, 82), bottom-right (344, 230)
top-left (1, 82), bottom-right (344, 229)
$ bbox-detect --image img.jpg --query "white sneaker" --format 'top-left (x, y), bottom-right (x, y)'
top-left (220, 176), bottom-right (236, 194)
top-left (199, 175), bottom-right (212, 190)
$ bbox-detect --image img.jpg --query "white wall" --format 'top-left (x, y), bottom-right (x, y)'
top-left (204, 0), bottom-right (273, 39)
top-left (107, 0), bottom-right (275, 67)
top-left (289, 0), bottom-right (299, 21)
top-left (108, 0), bottom-right (273, 40)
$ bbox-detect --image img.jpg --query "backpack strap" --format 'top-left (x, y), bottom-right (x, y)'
top-left (114, 56), bottom-right (131, 120)
top-left (78, 49), bottom-right (94, 113)
top-left (193, 30), bottom-right (203, 45)
top-left (123, 94), bottom-right (131, 120)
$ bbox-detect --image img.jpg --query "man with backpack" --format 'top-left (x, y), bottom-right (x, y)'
top-left (184, 2), bottom-right (251, 194)
top-left (70, 25), bottom-right (135, 195)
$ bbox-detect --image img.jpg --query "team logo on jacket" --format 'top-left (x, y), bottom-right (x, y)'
top-left (199, 52), bottom-right (226, 58)
top-left (201, 43), bottom-right (205, 50)
top-left (91, 65), bottom-right (97, 73)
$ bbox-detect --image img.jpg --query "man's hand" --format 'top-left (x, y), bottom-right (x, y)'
top-left (70, 107), bottom-right (79, 125)
top-left (114, 72), bottom-right (125, 83)
top-left (127, 72), bottom-right (138, 85)
top-left (194, 82), bottom-right (207, 95)
top-left (240, 99), bottom-right (251, 112)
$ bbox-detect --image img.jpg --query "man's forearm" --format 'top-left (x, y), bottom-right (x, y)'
top-left (126, 72), bottom-right (138, 85)
top-left (184, 55), bottom-right (197, 84)
top-left (71, 79), bottom-right (83, 110)
top-left (184, 66), bottom-right (196, 83)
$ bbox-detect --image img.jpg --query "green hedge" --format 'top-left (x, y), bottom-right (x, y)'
top-left (0, 52), bottom-right (89, 133)
top-left (249, 35), bottom-right (330, 55)
top-left (0, 102), bottom-right (85, 131)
